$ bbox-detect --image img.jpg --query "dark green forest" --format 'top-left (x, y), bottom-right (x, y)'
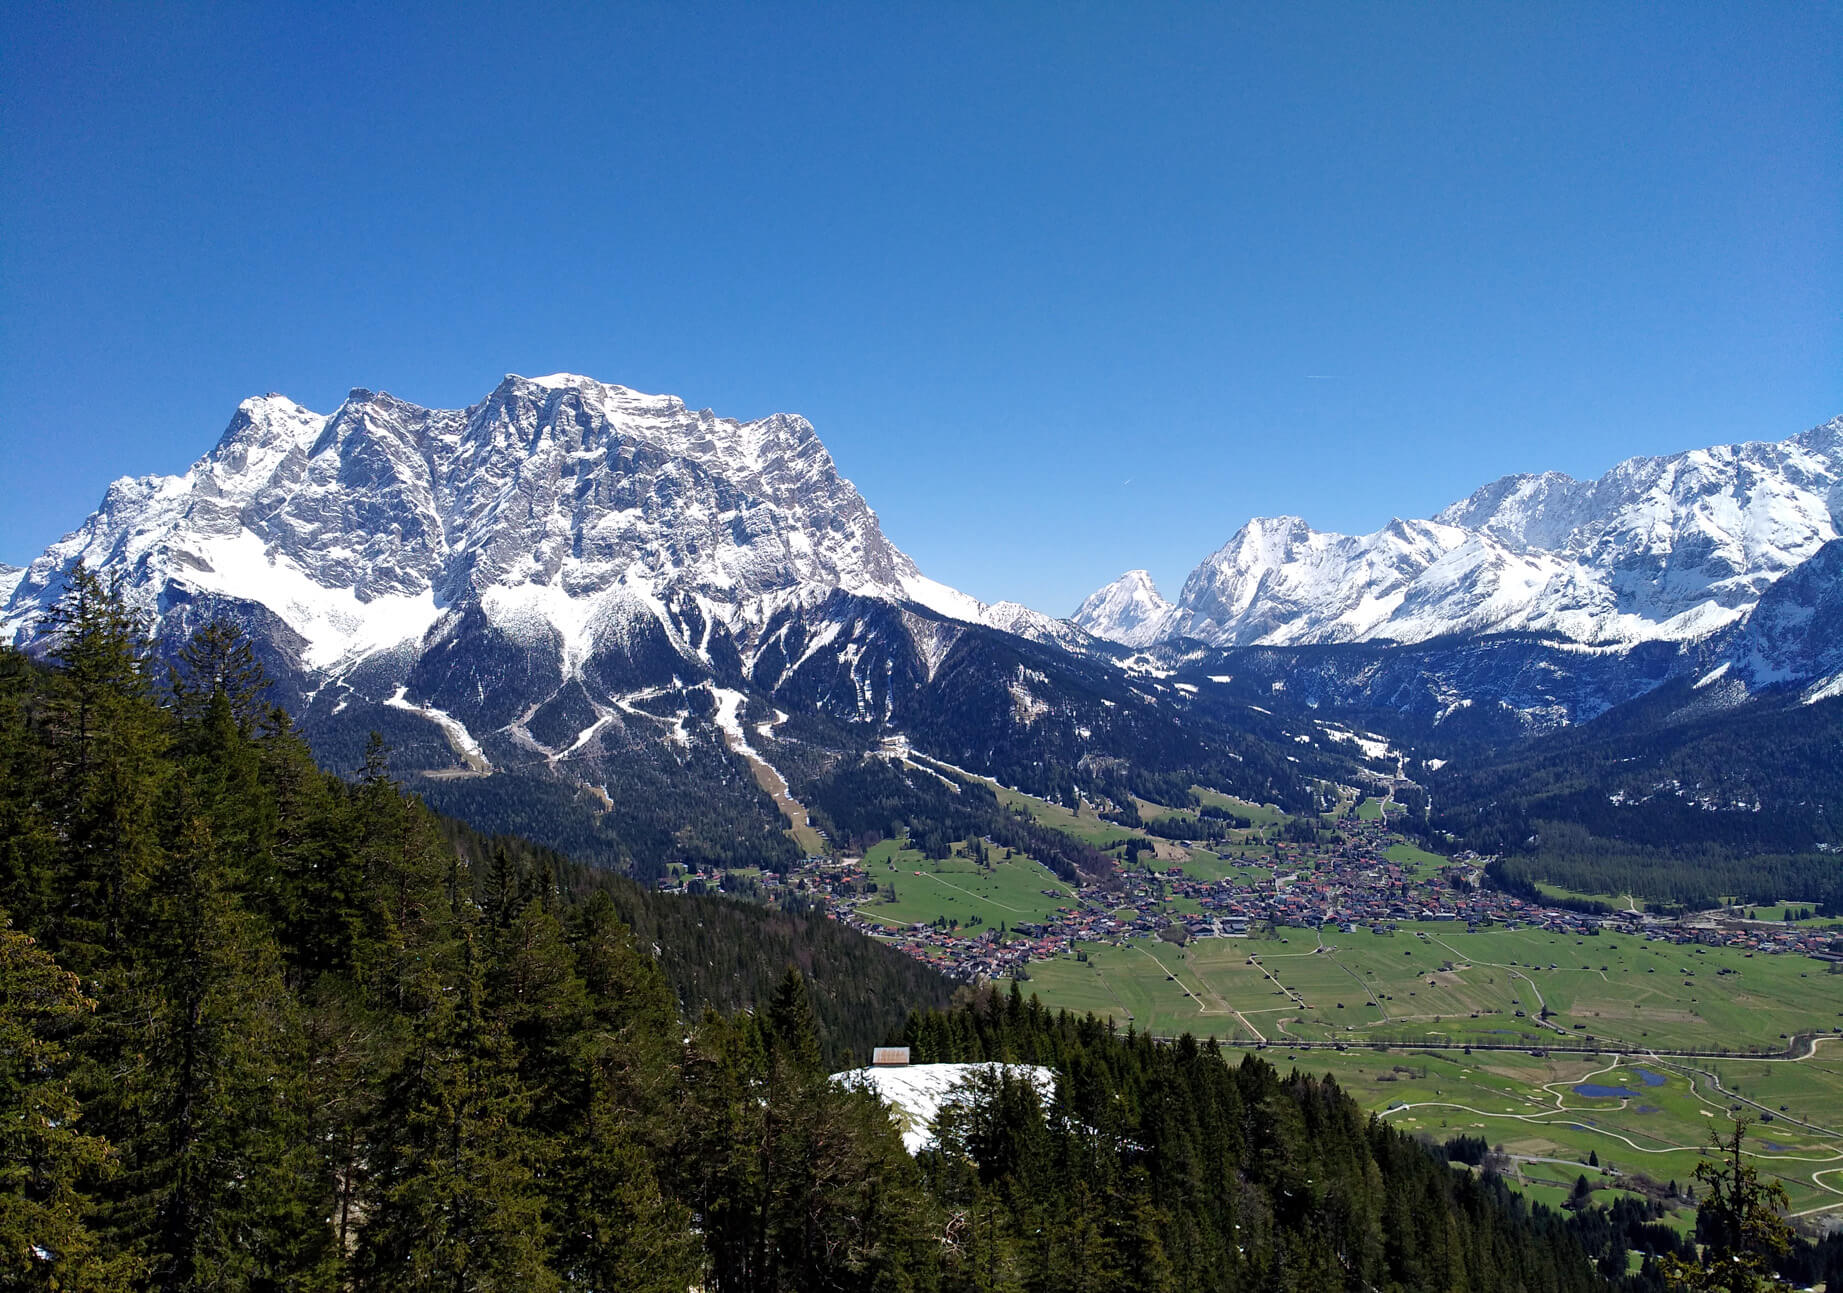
top-left (1427, 682), bottom-right (1843, 912)
top-left (427, 815), bottom-right (954, 1070)
top-left (2, 570), bottom-right (1639, 1290)
top-left (797, 755), bottom-right (1115, 881)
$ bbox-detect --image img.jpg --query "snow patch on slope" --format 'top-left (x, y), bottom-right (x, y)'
top-left (384, 687), bottom-right (492, 770)
top-left (832, 1063), bottom-right (1056, 1154)
top-left (1803, 671), bottom-right (1843, 706)
top-left (900, 573), bottom-right (985, 623)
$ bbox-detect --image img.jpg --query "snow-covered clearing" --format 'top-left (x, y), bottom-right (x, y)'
top-left (385, 688), bottom-right (492, 772)
top-left (832, 1063), bottom-right (1056, 1153)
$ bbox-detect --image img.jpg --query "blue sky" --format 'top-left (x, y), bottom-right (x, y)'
top-left (3, 2), bottom-right (1837, 614)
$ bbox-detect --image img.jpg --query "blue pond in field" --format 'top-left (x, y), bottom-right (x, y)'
top-left (1573, 1083), bottom-right (1641, 1099)
top-left (1634, 1069), bottom-right (1666, 1087)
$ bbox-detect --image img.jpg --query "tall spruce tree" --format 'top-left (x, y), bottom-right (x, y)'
top-left (35, 562), bottom-right (169, 975)
top-left (357, 927), bottom-right (556, 1291)
top-left (0, 917), bottom-right (138, 1291)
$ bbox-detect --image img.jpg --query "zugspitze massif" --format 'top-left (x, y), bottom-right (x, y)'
top-left (5, 373), bottom-right (976, 671)
top-left (6, 376), bottom-right (1842, 878)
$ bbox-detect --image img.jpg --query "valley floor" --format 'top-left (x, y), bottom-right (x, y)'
top-left (705, 776), bottom-right (1843, 1231)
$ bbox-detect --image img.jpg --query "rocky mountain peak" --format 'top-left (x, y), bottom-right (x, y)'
top-left (2, 375), bottom-right (951, 674)
top-left (1069, 570), bottom-right (1175, 648)
top-left (1079, 417), bottom-right (1843, 652)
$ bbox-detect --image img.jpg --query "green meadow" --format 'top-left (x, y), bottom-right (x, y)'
top-left (1021, 924), bottom-right (1843, 1223)
top-left (1030, 924), bottom-right (1843, 1052)
top-left (856, 838), bottom-right (1078, 933)
top-left (916, 773), bottom-right (1843, 1223)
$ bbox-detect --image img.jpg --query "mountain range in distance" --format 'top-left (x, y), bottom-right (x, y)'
top-left (1074, 419), bottom-right (1841, 665)
top-left (4, 374), bottom-right (1839, 880)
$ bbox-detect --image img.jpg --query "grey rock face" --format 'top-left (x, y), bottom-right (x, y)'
top-left (4, 374), bottom-right (937, 674)
top-left (1732, 537), bottom-right (1843, 691)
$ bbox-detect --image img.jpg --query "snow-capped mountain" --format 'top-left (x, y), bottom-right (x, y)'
top-left (5, 374), bottom-right (1348, 877)
top-left (1076, 418), bottom-right (1843, 652)
top-left (1730, 537), bottom-right (1843, 701)
top-left (1069, 570), bottom-right (1177, 648)
top-left (7, 372), bottom-right (1833, 876)
top-left (3, 374), bottom-right (987, 668)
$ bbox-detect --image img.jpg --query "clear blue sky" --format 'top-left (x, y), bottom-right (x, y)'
top-left (3, 2), bottom-right (1837, 613)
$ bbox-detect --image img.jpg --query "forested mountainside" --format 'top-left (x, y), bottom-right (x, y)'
top-left (0, 374), bottom-right (1378, 885)
top-left (1, 575), bottom-right (1621, 1290)
top-left (429, 814), bottom-right (954, 1068)
top-left (1425, 681), bottom-right (1843, 913)
top-left (8, 373), bottom-right (1834, 924)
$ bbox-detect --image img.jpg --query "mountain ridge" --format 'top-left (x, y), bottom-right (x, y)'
top-left (7, 377), bottom-right (1837, 880)
top-left (2, 374), bottom-right (1351, 879)
top-left (1075, 416), bottom-right (1843, 669)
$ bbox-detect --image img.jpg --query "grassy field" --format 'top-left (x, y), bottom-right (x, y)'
top-left (975, 777), bottom-right (1843, 1225)
top-left (1214, 1043), bottom-right (1843, 1220)
top-left (1021, 924), bottom-right (1843, 1221)
top-left (856, 838), bottom-right (1078, 933)
top-left (1191, 785), bottom-right (1287, 827)
top-left (905, 768), bottom-right (1843, 1221)
top-left (1382, 841), bottom-right (1449, 875)
top-left (1038, 923), bottom-right (1843, 1051)
top-left (1027, 938), bottom-right (1843, 1218)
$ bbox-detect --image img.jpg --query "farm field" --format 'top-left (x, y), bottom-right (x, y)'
top-left (1191, 786), bottom-right (1287, 827)
top-left (1144, 850), bottom-right (1271, 885)
top-left (1027, 924), bottom-right (1843, 1053)
top-left (907, 755), bottom-right (1143, 849)
top-left (917, 757), bottom-right (1285, 869)
top-left (928, 761), bottom-right (1317, 875)
top-left (1212, 1044), bottom-right (1843, 1221)
top-left (881, 764), bottom-right (1843, 1222)
top-left (1382, 841), bottom-right (1448, 875)
top-left (856, 839), bottom-right (1078, 933)
top-left (1021, 925), bottom-right (1843, 1222)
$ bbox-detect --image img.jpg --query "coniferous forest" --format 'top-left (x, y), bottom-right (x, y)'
top-left (2, 571), bottom-right (1624, 1291)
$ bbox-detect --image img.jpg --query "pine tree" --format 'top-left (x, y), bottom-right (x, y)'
top-left (766, 967), bottom-right (822, 1075)
top-left (1662, 1118), bottom-right (1793, 1292)
top-left (168, 619), bottom-right (269, 737)
top-left (0, 649), bottom-right (62, 939)
top-left (357, 929), bottom-right (557, 1291)
top-left (106, 801), bottom-right (328, 1289)
top-left (35, 562), bottom-right (169, 974)
top-left (0, 917), bottom-right (138, 1291)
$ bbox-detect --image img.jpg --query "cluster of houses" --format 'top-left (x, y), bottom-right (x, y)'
top-left (659, 816), bottom-right (1842, 981)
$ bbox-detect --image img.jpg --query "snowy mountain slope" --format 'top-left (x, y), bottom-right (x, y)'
top-left (3, 374), bottom-right (1352, 879)
top-left (1076, 417), bottom-right (1843, 653)
top-left (1730, 537), bottom-right (1843, 691)
top-left (0, 377), bottom-right (1008, 868)
top-left (1070, 570), bottom-right (1177, 647)
top-left (3, 375), bottom-right (958, 667)
top-left (976, 599), bottom-right (1107, 654)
